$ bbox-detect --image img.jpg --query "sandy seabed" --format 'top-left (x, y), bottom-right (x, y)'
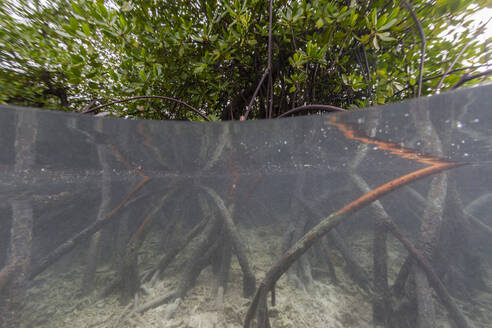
top-left (20, 223), bottom-right (492, 328)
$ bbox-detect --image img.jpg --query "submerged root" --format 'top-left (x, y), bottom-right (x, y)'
top-left (298, 198), bottom-right (371, 292)
top-left (96, 188), bottom-right (256, 326)
top-left (152, 216), bottom-right (209, 282)
top-left (202, 187), bottom-right (256, 297)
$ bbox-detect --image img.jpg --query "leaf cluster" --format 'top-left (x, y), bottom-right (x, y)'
top-left (0, 0), bottom-right (490, 119)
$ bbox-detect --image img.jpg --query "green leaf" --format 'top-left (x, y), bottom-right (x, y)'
top-left (388, 6), bottom-right (400, 20)
top-left (139, 69), bottom-right (147, 81)
top-left (86, 70), bottom-right (97, 79)
top-left (57, 24), bottom-right (73, 34)
top-left (69, 17), bottom-right (78, 30)
top-left (71, 1), bottom-right (85, 16)
top-left (360, 34), bottom-right (371, 44)
top-left (119, 15), bottom-right (126, 29)
top-left (350, 12), bottom-right (358, 28)
top-left (97, 1), bottom-right (108, 18)
top-left (378, 13), bottom-right (388, 28)
top-left (370, 8), bottom-right (377, 27)
top-left (377, 32), bottom-right (395, 42)
top-left (81, 22), bottom-right (91, 37)
top-left (62, 24), bottom-right (75, 34)
top-left (68, 76), bottom-right (81, 84)
top-left (449, 0), bottom-right (461, 11)
top-left (109, 70), bottom-right (118, 80)
top-left (372, 36), bottom-right (380, 50)
top-left (70, 54), bottom-right (84, 63)
top-left (69, 67), bottom-right (81, 77)
top-left (193, 65), bottom-right (204, 74)
top-left (378, 19), bottom-right (397, 31)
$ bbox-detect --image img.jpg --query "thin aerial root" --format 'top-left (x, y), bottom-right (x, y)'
top-left (174, 216), bottom-right (221, 299)
top-left (392, 257), bottom-right (412, 297)
top-left (271, 284), bottom-right (276, 307)
top-left (29, 175), bottom-right (151, 280)
top-left (244, 287), bottom-right (262, 328)
top-left (154, 216), bottom-right (209, 281)
top-left (215, 235), bottom-right (232, 308)
top-left (299, 198), bottom-right (368, 291)
top-left (0, 263), bottom-right (17, 293)
top-left (385, 220), bottom-right (471, 328)
top-left (320, 236), bottom-right (338, 283)
top-left (244, 158), bottom-right (464, 327)
top-left (119, 193), bottom-right (172, 304)
top-left (203, 187), bottom-right (256, 297)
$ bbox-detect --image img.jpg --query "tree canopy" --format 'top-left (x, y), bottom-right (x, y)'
top-left (0, 0), bottom-right (491, 120)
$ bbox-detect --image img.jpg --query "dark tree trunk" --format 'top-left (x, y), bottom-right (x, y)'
top-left (82, 119), bottom-right (112, 294)
top-left (0, 110), bottom-right (37, 328)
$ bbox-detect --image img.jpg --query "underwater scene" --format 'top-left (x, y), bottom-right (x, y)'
top-left (1, 86), bottom-right (492, 328)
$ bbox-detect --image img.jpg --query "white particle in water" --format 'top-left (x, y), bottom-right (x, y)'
top-left (463, 153), bottom-right (469, 157)
top-left (456, 121), bottom-right (463, 128)
top-left (284, 141), bottom-right (288, 144)
top-left (471, 118), bottom-right (480, 123)
top-left (373, 146), bottom-right (378, 150)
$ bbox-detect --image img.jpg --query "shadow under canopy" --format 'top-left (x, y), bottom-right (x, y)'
top-left (1, 86), bottom-right (491, 328)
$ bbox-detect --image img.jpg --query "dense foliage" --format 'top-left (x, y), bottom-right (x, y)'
top-left (0, 0), bottom-right (490, 120)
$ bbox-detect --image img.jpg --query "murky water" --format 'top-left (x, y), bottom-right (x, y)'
top-left (1, 86), bottom-right (492, 328)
